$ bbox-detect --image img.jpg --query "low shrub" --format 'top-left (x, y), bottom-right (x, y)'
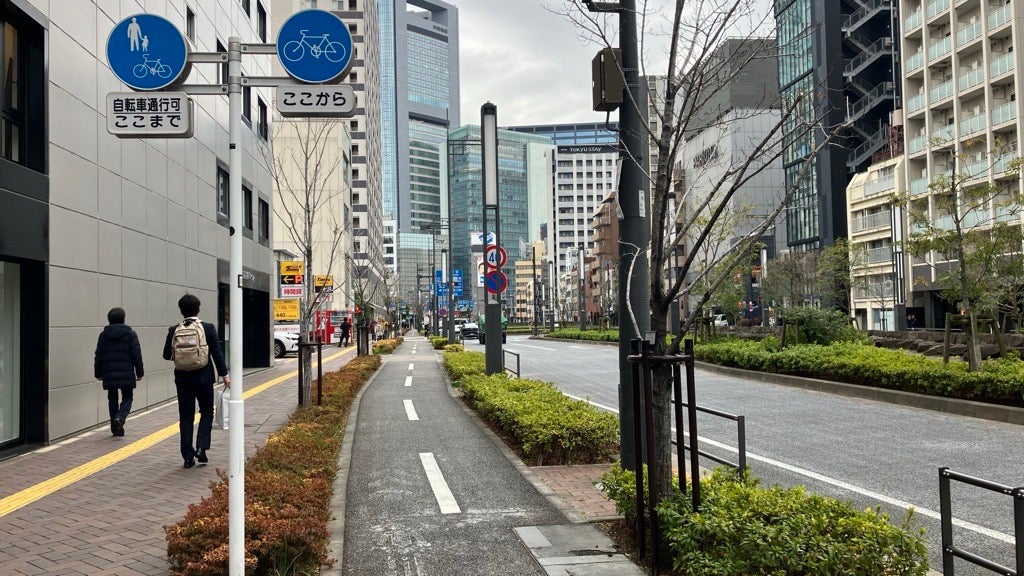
top-left (459, 373), bottom-right (618, 465)
top-left (441, 350), bottom-right (485, 381)
top-left (778, 307), bottom-right (868, 345)
top-left (600, 465), bottom-right (929, 576)
top-left (429, 335), bottom-right (450, 349)
top-left (443, 343), bottom-right (465, 352)
top-left (548, 328), bottom-right (618, 342)
top-left (165, 355), bottom-right (381, 576)
top-left (696, 338), bottom-right (1024, 406)
top-left (372, 337), bottom-right (403, 354)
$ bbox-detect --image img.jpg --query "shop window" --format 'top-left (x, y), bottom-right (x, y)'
top-left (1, 6), bottom-right (46, 171)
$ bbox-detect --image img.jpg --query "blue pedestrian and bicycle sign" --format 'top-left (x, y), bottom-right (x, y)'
top-left (106, 14), bottom-right (190, 91)
top-left (277, 10), bottom-right (353, 84)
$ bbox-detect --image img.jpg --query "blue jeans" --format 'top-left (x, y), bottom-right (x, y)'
top-left (175, 380), bottom-right (215, 460)
top-left (107, 388), bottom-right (133, 424)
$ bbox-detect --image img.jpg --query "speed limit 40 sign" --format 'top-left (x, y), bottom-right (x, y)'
top-left (484, 244), bottom-right (507, 269)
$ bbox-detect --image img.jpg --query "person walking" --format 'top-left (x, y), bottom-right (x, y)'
top-left (338, 317), bottom-right (351, 347)
top-left (94, 307), bottom-right (144, 437)
top-left (163, 294), bottom-right (230, 469)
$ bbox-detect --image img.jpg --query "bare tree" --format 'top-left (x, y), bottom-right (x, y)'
top-left (264, 118), bottom-right (348, 405)
top-left (561, 0), bottom-right (843, 506)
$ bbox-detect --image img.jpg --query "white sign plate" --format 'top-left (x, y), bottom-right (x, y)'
top-left (281, 285), bottom-right (304, 297)
top-left (106, 92), bottom-right (193, 138)
top-left (276, 85), bottom-right (356, 118)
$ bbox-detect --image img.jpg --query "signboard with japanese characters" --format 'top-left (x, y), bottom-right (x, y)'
top-left (106, 92), bottom-right (193, 138)
top-left (274, 299), bottom-right (300, 322)
top-left (279, 260), bottom-right (305, 285)
top-left (281, 286), bottom-right (304, 298)
top-left (277, 85), bottom-right (356, 118)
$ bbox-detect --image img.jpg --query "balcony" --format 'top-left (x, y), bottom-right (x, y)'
top-left (927, 36), bottom-right (952, 61)
top-left (958, 66), bottom-right (985, 91)
top-left (904, 8), bottom-right (923, 31)
top-left (955, 20), bottom-right (982, 47)
top-left (910, 177), bottom-right (930, 195)
top-left (908, 135), bottom-right (927, 155)
top-left (963, 158), bottom-right (989, 180)
top-left (906, 93), bottom-right (927, 114)
top-left (989, 3), bottom-right (1012, 29)
top-left (933, 124), bottom-right (956, 144)
top-left (929, 79), bottom-right (954, 102)
top-left (865, 177), bottom-right (896, 197)
top-left (905, 51), bottom-right (924, 73)
top-left (926, 0), bottom-right (950, 20)
top-left (959, 112), bottom-right (986, 138)
top-left (851, 210), bottom-right (893, 233)
top-left (992, 101), bottom-right (1017, 126)
top-left (865, 246), bottom-right (894, 264)
top-left (990, 52), bottom-right (1015, 78)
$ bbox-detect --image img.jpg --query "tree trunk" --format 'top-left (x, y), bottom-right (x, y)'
top-left (967, 311), bottom-right (982, 371)
top-left (650, 365), bottom-right (675, 501)
top-left (299, 333), bottom-right (313, 406)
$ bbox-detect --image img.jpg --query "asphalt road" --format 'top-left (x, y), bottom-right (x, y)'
top-left (342, 338), bottom-right (564, 575)
top-left (481, 335), bottom-right (1024, 575)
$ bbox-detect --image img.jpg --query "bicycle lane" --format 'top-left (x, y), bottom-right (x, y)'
top-left (0, 347), bottom-right (354, 576)
top-left (339, 336), bottom-right (565, 575)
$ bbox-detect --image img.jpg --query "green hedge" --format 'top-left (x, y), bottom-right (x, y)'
top-left (697, 338), bottom-right (1024, 407)
top-left (441, 350), bottom-right (485, 381)
top-left (458, 372), bottom-right (618, 465)
top-left (601, 465), bottom-right (928, 576)
top-left (429, 335), bottom-right (450, 349)
top-left (371, 337), bottom-right (403, 354)
top-left (548, 328), bottom-right (618, 342)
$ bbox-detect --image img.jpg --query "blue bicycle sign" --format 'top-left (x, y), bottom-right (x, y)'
top-left (133, 56), bottom-right (173, 79)
top-left (106, 14), bottom-right (189, 91)
top-left (282, 30), bottom-right (347, 64)
top-left (276, 10), bottom-right (353, 84)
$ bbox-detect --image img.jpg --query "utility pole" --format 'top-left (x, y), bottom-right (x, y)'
top-left (578, 242), bottom-right (587, 331)
top-left (586, 0), bottom-right (649, 469)
top-left (532, 246), bottom-right (539, 336)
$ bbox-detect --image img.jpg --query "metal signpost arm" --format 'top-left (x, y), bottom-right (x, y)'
top-left (226, 37), bottom-right (246, 576)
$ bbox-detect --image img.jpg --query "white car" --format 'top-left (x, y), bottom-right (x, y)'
top-left (712, 314), bottom-right (729, 327)
top-left (274, 330), bottom-right (300, 358)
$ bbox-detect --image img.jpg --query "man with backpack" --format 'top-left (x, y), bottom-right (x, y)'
top-left (94, 307), bottom-right (144, 437)
top-left (162, 294), bottom-right (230, 469)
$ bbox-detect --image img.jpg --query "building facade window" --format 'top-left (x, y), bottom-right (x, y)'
top-left (186, 6), bottom-right (196, 42)
top-left (257, 2), bottom-right (267, 42)
top-left (257, 98), bottom-right (268, 140)
top-left (217, 167), bottom-right (229, 216)
top-left (0, 261), bottom-right (20, 444)
top-left (258, 198), bottom-right (270, 242)
top-left (243, 186), bottom-right (253, 230)
top-left (241, 0), bottom-right (250, 16)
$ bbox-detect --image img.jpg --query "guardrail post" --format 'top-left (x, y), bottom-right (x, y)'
top-left (672, 362), bottom-right (686, 495)
top-left (684, 338), bottom-right (701, 512)
top-left (1015, 486), bottom-right (1024, 576)
top-left (317, 338), bottom-right (323, 406)
top-left (297, 342), bottom-right (305, 407)
top-left (737, 415), bottom-right (747, 475)
top-left (939, 467), bottom-right (955, 576)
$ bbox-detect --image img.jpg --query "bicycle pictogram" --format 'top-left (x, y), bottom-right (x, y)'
top-left (132, 56), bottom-right (172, 79)
top-left (282, 30), bottom-right (347, 63)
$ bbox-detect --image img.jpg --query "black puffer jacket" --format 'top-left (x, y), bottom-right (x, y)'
top-left (94, 324), bottom-right (144, 390)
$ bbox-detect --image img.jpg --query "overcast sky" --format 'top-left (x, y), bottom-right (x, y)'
top-left (446, 0), bottom-right (776, 128)
top-left (447, 0), bottom-right (609, 127)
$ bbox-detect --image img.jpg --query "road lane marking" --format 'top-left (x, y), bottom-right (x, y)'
top-left (409, 363), bottom-right (415, 370)
top-left (419, 452), bottom-right (461, 514)
top-left (564, 393), bottom-right (1016, 544)
top-left (0, 349), bottom-right (350, 519)
top-left (405, 376), bottom-right (413, 387)
top-left (404, 399), bottom-right (419, 421)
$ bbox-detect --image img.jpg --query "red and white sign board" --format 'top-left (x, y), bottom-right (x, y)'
top-left (484, 244), bottom-right (507, 269)
top-left (281, 285), bottom-right (303, 297)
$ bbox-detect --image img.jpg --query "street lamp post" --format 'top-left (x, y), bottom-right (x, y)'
top-left (578, 242), bottom-right (587, 331)
top-left (481, 103), bottom-right (503, 375)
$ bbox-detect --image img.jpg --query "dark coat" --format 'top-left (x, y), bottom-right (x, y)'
top-left (162, 320), bottom-right (228, 385)
top-left (94, 324), bottom-right (144, 390)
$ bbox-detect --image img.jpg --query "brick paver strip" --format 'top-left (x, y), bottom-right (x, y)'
top-left (0, 349), bottom-right (353, 576)
top-left (531, 463), bottom-right (620, 521)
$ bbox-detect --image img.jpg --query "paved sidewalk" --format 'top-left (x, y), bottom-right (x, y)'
top-left (0, 347), bottom-right (354, 576)
top-left (531, 464), bottom-right (619, 522)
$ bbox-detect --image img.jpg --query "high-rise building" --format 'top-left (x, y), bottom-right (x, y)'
top-left (378, 0), bottom-right (459, 312)
top-left (448, 126), bottom-right (553, 315)
top-left (507, 123), bottom-right (619, 276)
top-left (775, 0), bottom-right (899, 253)
top-left (0, 0), bottom-right (275, 449)
top-left (291, 0), bottom-right (386, 306)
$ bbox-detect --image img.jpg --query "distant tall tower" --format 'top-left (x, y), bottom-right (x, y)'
top-left (775, 0), bottom-right (899, 253)
top-left (381, 0), bottom-right (459, 315)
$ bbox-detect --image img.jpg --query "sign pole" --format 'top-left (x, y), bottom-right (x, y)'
top-left (227, 36), bottom-right (246, 576)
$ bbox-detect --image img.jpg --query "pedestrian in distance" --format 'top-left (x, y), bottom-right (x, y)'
top-left (338, 317), bottom-right (351, 347)
top-left (94, 307), bottom-right (144, 437)
top-left (163, 294), bottom-right (230, 469)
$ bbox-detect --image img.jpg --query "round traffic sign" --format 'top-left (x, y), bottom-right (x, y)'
top-left (484, 244), bottom-right (507, 269)
top-left (277, 10), bottom-right (353, 83)
top-left (107, 14), bottom-right (190, 91)
top-left (484, 271), bottom-right (508, 295)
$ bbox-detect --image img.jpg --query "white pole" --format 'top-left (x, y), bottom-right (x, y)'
top-left (227, 37), bottom-right (246, 576)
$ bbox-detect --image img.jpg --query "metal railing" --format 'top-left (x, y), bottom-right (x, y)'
top-left (672, 402), bottom-right (747, 473)
top-left (939, 467), bottom-right (1024, 575)
top-left (503, 348), bottom-right (520, 378)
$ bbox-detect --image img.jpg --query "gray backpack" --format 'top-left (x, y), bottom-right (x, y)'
top-left (172, 319), bottom-right (210, 370)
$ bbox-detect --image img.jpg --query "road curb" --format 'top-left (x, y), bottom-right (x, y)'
top-left (697, 361), bottom-right (1024, 426)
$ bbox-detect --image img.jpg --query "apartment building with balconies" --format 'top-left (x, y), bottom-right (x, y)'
top-left (899, 0), bottom-right (1022, 326)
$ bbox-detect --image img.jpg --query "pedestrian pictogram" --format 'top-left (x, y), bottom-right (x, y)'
top-left (106, 14), bottom-right (190, 91)
top-left (277, 10), bottom-right (354, 84)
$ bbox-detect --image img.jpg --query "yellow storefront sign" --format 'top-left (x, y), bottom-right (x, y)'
top-left (274, 299), bottom-right (300, 322)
